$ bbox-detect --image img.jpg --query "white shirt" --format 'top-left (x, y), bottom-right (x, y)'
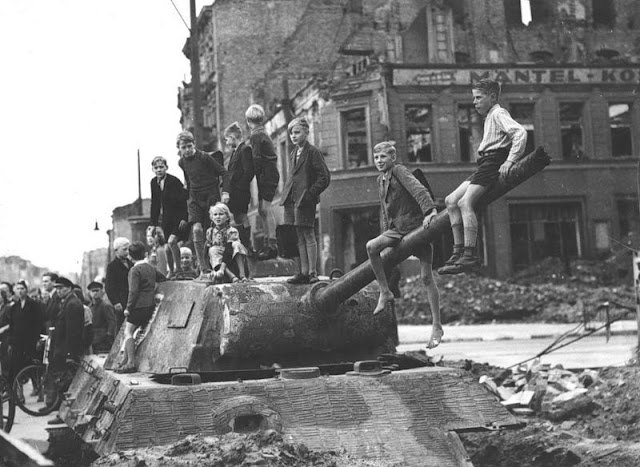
top-left (477, 104), bottom-right (527, 162)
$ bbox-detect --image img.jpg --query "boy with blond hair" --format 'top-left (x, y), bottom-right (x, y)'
top-left (367, 141), bottom-right (443, 348)
top-left (246, 104), bottom-right (280, 260)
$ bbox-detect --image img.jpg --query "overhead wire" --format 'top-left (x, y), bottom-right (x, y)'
top-left (169, 0), bottom-right (191, 32)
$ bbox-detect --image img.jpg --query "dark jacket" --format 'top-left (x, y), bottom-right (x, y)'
top-left (7, 297), bottom-right (42, 354)
top-left (280, 142), bottom-right (330, 208)
top-left (90, 300), bottom-right (117, 352)
top-left (53, 292), bottom-right (85, 363)
top-left (105, 257), bottom-right (132, 309)
top-left (127, 262), bottom-right (166, 310)
top-left (378, 164), bottom-right (436, 235)
top-left (222, 142), bottom-right (254, 208)
top-left (150, 173), bottom-right (188, 227)
top-left (43, 290), bottom-right (61, 331)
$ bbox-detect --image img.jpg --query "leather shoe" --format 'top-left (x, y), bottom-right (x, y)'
top-left (308, 272), bottom-right (319, 284)
top-left (286, 273), bottom-right (309, 284)
top-left (47, 415), bottom-right (64, 425)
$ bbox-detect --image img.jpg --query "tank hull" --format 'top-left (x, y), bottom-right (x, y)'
top-left (61, 356), bottom-right (520, 466)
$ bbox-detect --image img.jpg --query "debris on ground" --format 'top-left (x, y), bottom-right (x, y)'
top-left (459, 361), bottom-right (640, 467)
top-left (91, 430), bottom-right (384, 467)
top-left (396, 257), bottom-right (635, 325)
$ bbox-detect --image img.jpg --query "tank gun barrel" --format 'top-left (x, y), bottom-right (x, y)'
top-left (311, 146), bottom-right (551, 313)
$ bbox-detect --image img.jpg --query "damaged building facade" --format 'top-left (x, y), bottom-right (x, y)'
top-left (179, 0), bottom-right (640, 278)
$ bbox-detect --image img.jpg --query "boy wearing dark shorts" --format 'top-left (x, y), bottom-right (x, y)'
top-left (367, 142), bottom-right (443, 348)
top-left (176, 130), bottom-right (227, 279)
top-left (149, 156), bottom-right (188, 276)
top-left (222, 122), bottom-right (255, 252)
top-left (246, 104), bottom-right (280, 260)
top-left (438, 79), bottom-right (527, 275)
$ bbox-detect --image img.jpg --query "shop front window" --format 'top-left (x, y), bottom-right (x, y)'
top-left (405, 104), bottom-right (433, 162)
top-left (510, 202), bottom-right (583, 271)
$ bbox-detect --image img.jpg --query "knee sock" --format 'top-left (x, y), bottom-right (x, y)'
top-left (451, 223), bottom-right (464, 246)
top-left (463, 226), bottom-right (478, 249)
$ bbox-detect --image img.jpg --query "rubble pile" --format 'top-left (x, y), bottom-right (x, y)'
top-left (462, 363), bottom-right (640, 467)
top-left (91, 430), bottom-right (383, 467)
top-left (396, 264), bottom-right (634, 324)
top-left (478, 360), bottom-right (599, 421)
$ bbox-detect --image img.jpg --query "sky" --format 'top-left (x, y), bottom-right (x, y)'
top-left (0, 1), bottom-right (207, 274)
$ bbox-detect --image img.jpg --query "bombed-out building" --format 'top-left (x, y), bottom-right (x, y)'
top-left (179, 0), bottom-right (640, 278)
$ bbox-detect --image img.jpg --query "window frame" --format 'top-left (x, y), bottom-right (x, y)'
top-left (456, 102), bottom-right (483, 163)
top-left (403, 102), bottom-right (435, 163)
top-left (608, 101), bottom-right (634, 158)
top-left (558, 101), bottom-right (586, 161)
top-left (338, 104), bottom-right (372, 169)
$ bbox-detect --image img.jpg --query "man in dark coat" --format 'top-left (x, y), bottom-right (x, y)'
top-left (6, 280), bottom-right (42, 381)
top-left (42, 272), bottom-right (61, 331)
top-left (105, 237), bottom-right (133, 328)
top-left (149, 156), bottom-right (189, 276)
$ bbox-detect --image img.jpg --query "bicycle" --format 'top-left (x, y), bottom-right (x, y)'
top-left (0, 374), bottom-right (15, 432)
top-left (11, 329), bottom-right (77, 417)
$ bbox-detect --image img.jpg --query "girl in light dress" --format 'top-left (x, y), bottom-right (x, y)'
top-left (205, 203), bottom-right (249, 283)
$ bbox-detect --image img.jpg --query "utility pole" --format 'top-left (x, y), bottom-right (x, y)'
top-left (190, 0), bottom-right (203, 147)
top-left (137, 149), bottom-right (143, 216)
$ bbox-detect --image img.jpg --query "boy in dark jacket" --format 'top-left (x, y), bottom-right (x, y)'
top-left (149, 156), bottom-right (188, 276)
top-left (246, 104), bottom-right (280, 260)
top-left (222, 122), bottom-right (254, 252)
top-left (367, 141), bottom-right (443, 348)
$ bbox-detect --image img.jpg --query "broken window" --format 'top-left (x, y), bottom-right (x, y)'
top-left (560, 102), bottom-right (585, 160)
top-left (509, 103), bottom-right (535, 155)
top-left (592, 0), bottom-right (616, 28)
top-left (504, 0), bottom-right (524, 26)
top-left (529, 0), bottom-right (553, 24)
top-left (405, 104), bottom-right (433, 162)
top-left (510, 202), bottom-right (583, 271)
top-left (341, 107), bottom-right (370, 168)
top-left (458, 104), bottom-right (483, 162)
top-left (609, 103), bottom-right (632, 157)
top-left (447, 0), bottom-right (466, 26)
top-left (617, 197), bottom-right (640, 238)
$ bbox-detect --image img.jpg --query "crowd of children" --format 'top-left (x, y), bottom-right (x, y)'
top-left (124, 78), bottom-right (526, 356)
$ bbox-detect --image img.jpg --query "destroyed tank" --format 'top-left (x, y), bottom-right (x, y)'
top-left (58, 148), bottom-right (550, 466)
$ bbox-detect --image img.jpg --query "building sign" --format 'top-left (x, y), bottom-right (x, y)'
top-left (393, 67), bottom-right (640, 87)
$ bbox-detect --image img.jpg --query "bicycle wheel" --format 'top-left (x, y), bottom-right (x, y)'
top-left (0, 375), bottom-right (15, 432)
top-left (12, 364), bottom-right (59, 417)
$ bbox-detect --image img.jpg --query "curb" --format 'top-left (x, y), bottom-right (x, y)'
top-left (428, 329), bottom-right (637, 344)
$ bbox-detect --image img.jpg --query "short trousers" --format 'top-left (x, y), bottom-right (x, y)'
top-left (380, 229), bottom-right (432, 258)
top-left (466, 149), bottom-right (509, 187)
top-left (283, 202), bottom-right (315, 228)
top-left (188, 190), bottom-right (220, 225)
top-left (126, 305), bottom-right (155, 328)
top-left (256, 161), bottom-right (280, 202)
top-left (228, 191), bottom-right (251, 216)
top-left (162, 219), bottom-right (188, 242)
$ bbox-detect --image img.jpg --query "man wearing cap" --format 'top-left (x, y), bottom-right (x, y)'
top-left (105, 237), bottom-right (133, 328)
top-left (51, 277), bottom-right (84, 366)
top-left (176, 130), bottom-right (228, 279)
top-left (5, 280), bottom-right (42, 381)
top-left (87, 281), bottom-right (116, 353)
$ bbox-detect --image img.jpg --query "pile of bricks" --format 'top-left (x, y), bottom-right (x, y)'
top-left (479, 360), bottom-right (599, 420)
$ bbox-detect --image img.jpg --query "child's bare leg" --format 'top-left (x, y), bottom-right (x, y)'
top-left (458, 184), bottom-right (486, 247)
top-left (193, 223), bottom-right (207, 277)
top-left (366, 235), bottom-right (397, 314)
top-left (419, 246), bottom-right (443, 348)
top-left (168, 234), bottom-right (181, 273)
top-left (234, 254), bottom-right (247, 279)
top-left (296, 227), bottom-right (309, 275)
top-left (301, 227), bottom-right (317, 277)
